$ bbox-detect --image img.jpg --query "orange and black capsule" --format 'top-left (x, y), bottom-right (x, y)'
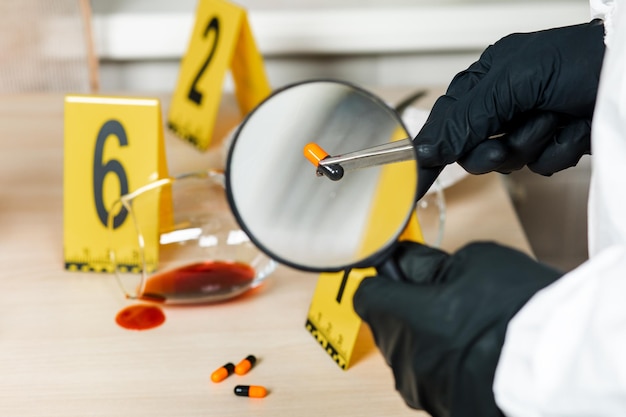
top-left (303, 143), bottom-right (344, 181)
top-left (234, 355), bottom-right (257, 375)
top-left (234, 385), bottom-right (268, 398)
top-left (211, 362), bottom-right (235, 383)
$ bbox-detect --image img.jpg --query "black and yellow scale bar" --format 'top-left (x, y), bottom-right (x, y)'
top-left (305, 318), bottom-right (347, 370)
top-left (64, 254), bottom-right (142, 274)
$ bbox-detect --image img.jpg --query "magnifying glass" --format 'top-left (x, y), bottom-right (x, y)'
top-left (225, 79), bottom-right (423, 280)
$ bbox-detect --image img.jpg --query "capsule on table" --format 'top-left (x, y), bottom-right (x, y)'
top-left (211, 362), bottom-right (235, 383)
top-left (234, 385), bottom-right (268, 398)
top-left (234, 355), bottom-right (257, 375)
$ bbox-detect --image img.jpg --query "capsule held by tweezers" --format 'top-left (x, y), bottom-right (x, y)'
top-left (303, 142), bottom-right (344, 181)
top-left (211, 362), bottom-right (235, 383)
top-left (234, 355), bottom-right (257, 375)
top-left (234, 385), bottom-right (268, 398)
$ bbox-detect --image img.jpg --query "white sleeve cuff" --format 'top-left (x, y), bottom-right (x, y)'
top-left (590, 0), bottom-right (616, 46)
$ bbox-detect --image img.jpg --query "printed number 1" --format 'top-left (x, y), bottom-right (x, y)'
top-left (93, 119), bottom-right (129, 229)
top-left (188, 16), bottom-right (220, 105)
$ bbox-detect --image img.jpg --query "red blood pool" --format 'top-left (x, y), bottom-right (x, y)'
top-left (115, 304), bottom-right (166, 330)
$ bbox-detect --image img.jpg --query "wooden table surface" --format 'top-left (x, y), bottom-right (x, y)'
top-left (0, 91), bottom-right (530, 417)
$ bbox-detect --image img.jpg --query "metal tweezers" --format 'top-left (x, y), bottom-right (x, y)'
top-left (318, 138), bottom-right (414, 173)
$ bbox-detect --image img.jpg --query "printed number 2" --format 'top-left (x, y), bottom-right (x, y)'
top-left (93, 119), bottom-right (129, 229)
top-left (188, 16), bottom-right (220, 105)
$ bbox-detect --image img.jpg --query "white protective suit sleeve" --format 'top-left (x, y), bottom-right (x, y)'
top-left (493, 2), bottom-right (626, 417)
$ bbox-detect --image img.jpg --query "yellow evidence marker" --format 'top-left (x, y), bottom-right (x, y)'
top-left (167, 0), bottom-right (271, 151)
top-left (63, 95), bottom-right (169, 273)
top-left (305, 135), bottom-right (423, 370)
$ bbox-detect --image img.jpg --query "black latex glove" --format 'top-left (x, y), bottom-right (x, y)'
top-left (353, 241), bottom-right (563, 417)
top-left (415, 20), bottom-right (605, 198)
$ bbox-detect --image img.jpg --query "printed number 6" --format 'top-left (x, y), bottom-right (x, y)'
top-left (93, 119), bottom-right (129, 229)
top-left (188, 16), bottom-right (220, 105)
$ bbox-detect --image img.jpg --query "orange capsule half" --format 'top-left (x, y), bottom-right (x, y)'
top-left (303, 143), bottom-right (329, 167)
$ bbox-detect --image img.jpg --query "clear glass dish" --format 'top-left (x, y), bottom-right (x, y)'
top-left (108, 170), bottom-right (277, 305)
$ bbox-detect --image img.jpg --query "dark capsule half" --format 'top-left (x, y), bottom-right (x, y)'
top-left (234, 385), bottom-right (268, 398)
top-left (316, 163), bottom-right (344, 181)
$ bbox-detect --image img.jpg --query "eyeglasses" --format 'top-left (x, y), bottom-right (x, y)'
top-left (107, 169), bottom-right (277, 305)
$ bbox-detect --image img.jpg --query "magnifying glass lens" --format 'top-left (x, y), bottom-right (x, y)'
top-left (226, 80), bottom-right (418, 272)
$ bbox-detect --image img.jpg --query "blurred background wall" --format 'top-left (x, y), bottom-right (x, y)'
top-left (91, 0), bottom-right (590, 93)
top-left (90, 0), bottom-right (593, 272)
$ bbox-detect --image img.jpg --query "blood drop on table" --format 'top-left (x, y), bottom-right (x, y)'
top-left (138, 261), bottom-right (257, 304)
top-left (115, 304), bottom-right (166, 330)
